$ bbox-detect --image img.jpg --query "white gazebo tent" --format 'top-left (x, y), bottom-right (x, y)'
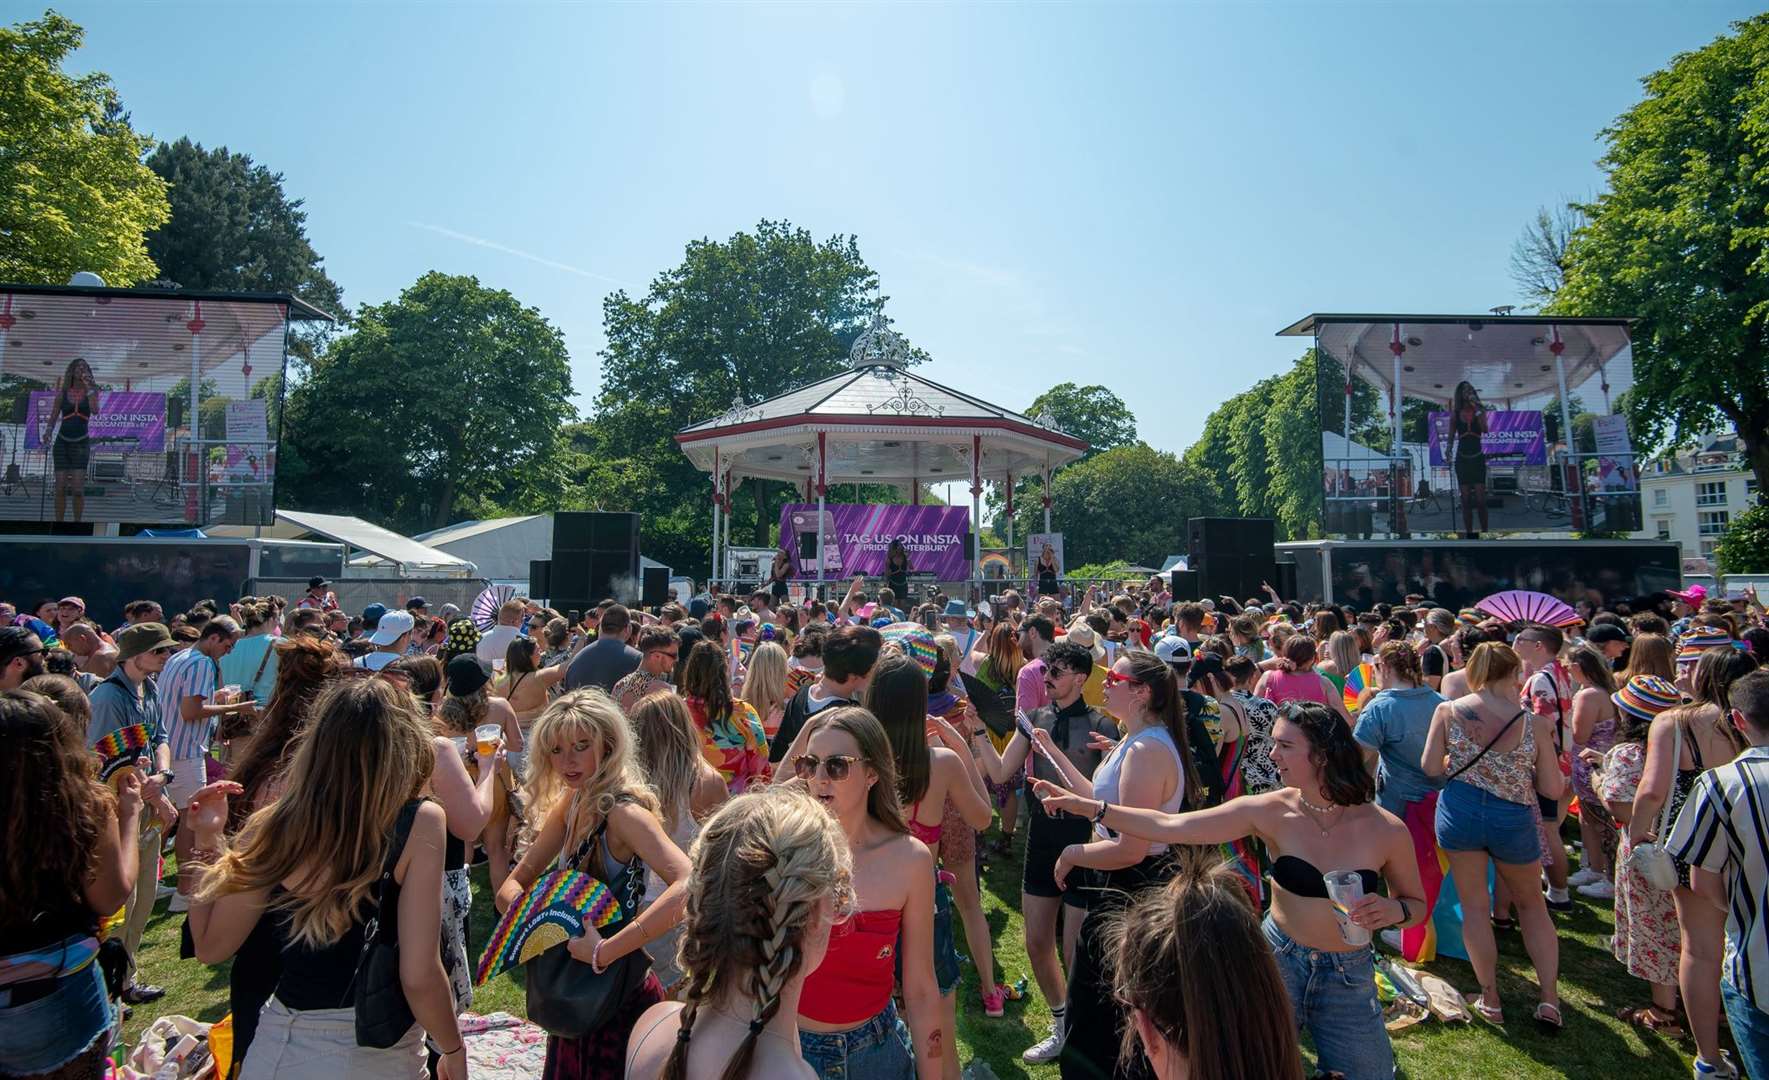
top-left (675, 317), bottom-right (1088, 592)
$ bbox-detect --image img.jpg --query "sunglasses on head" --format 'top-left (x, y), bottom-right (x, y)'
top-left (792, 753), bottom-right (866, 781)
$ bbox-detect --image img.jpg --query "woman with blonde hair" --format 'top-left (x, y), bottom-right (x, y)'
top-left (184, 677), bottom-right (464, 1079)
top-left (628, 691), bottom-right (728, 994)
top-left (625, 787), bottom-right (854, 1080)
top-left (742, 641), bottom-right (791, 742)
top-left (498, 690), bottom-right (691, 1079)
top-left (972, 620), bottom-right (1026, 853)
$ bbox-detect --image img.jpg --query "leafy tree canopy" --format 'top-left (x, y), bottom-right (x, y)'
top-left (1045, 443), bottom-right (1220, 568)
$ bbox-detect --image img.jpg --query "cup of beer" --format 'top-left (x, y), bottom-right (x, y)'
top-left (474, 723), bottom-right (502, 756)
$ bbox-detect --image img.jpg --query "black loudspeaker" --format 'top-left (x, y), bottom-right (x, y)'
top-left (641, 565), bottom-right (669, 607)
top-left (1274, 558), bottom-right (1298, 602)
top-left (168, 396), bottom-right (183, 429)
top-left (553, 512), bottom-right (641, 606)
top-left (1169, 569), bottom-right (1199, 599)
top-left (1187, 518), bottom-right (1275, 602)
top-left (529, 560), bottom-right (552, 599)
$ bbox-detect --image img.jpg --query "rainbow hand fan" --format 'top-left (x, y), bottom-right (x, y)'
top-left (474, 868), bottom-right (622, 985)
top-left (93, 723), bottom-right (151, 780)
top-left (1343, 662), bottom-right (1375, 715)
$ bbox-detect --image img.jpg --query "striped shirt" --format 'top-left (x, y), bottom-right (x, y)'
top-left (1666, 746), bottom-right (1769, 1011)
top-left (158, 646), bottom-right (219, 761)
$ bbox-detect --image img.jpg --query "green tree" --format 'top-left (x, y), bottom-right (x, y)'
top-left (988, 383), bottom-right (1137, 541)
top-left (1714, 504), bottom-right (1769, 574)
top-left (591, 221), bottom-right (901, 575)
top-left (1556, 15), bottom-right (1769, 492)
top-left (0, 12), bottom-right (169, 285)
top-left (280, 272), bottom-right (575, 530)
top-left (1045, 444), bottom-right (1220, 568)
top-left (144, 138), bottom-right (345, 327)
top-left (1262, 354), bottom-right (1325, 539)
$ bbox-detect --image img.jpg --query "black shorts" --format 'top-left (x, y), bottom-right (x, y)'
top-left (1454, 452), bottom-right (1487, 487)
top-left (1021, 810), bottom-right (1091, 908)
top-left (53, 436), bottom-right (88, 472)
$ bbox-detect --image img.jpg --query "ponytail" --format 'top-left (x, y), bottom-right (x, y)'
top-left (1123, 650), bottom-right (1206, 809)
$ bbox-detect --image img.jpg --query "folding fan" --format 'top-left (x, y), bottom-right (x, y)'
top-left (1475, 590), bottom-right (1581, 629)
top-left (474, 868), bottom-right (622, 985)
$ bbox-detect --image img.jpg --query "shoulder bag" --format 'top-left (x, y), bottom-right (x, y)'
top-left (354, 799), bottom-right (423, 1048)
top-left (525, 795), bottom-right (654, 1038)
top-left (1445, 703), bottom-right (1524, 784)
top-left (1625, 718), bottom-right (1682, 891)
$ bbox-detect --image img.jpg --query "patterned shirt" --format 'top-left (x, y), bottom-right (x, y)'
top-left (685, 696), bottom-right (772, 795)
top-left (1666, 748), bottom-right (1769, 1011)
top-left (613, 670), bottom-right (673, 715)
top-left (158, 646), bottom-right (219, 761)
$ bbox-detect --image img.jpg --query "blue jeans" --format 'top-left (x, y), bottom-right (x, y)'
top-left (0, 959), bottom-right (113, 1076)
top-left (799, 1001), bottom-right (914, 1080)
top-left (1435, 779), bottom-right (1542, 865)
top-left (1263, 917), bottom-right (1395, 1080)
top-left (1724, 982), bottom-right (1769, 1080)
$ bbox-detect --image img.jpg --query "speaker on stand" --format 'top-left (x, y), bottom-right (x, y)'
top-left (1168, 569), bottom-right (1200, 600)
top-left (552, 511), bottom-right (642, 610)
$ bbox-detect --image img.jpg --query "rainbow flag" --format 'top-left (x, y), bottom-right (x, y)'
top-left (474, 868), bottom-right (622, 984)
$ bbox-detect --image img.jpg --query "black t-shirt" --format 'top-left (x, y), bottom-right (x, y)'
top-left (1421, 643), bottom-right (1447, 679)
top-left (769, 683), bottom-right (851, 764)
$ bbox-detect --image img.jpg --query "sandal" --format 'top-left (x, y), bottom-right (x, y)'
top-left (1617, 1005), bottom-right (1684, 1038)
top-left (1465, 992), bottom-right (1504, 1025)
top-left (1534, 1002), bottom-right (1564, 1033)
top-left (1491, 916), bottom-right (1518, 932)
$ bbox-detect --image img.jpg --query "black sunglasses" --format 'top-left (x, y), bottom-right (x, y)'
top-left (792, 753), bottom-right (867, 781)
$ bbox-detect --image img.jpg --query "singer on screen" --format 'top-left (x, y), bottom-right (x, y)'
top-left (1451, 380), bottom-right (1489, 537)
top-left (41, 357), bottom-right (96, 524)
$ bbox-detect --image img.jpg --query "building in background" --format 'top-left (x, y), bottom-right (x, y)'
top-left (1634, 432), bottom-right (1760, 571)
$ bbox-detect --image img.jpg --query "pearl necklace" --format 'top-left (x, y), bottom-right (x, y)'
top-left (1297, 791), bottom-right (1338, 815)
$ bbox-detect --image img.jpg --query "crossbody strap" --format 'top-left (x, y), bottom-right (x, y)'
top-left (252, 638), bottom-right (274, 686)
top-left (1651, 718), bottom-right (1684, 842)
top-left (1446, 704), bottom-right (1525, 783)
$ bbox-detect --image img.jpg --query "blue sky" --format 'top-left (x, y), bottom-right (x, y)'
top-left (45, 0), bottom-right (1759, 480)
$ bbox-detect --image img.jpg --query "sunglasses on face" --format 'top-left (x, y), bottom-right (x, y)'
top-left (150, 645), bottom-right (176, 656)
top-left (792, 753), bottom-right (866, 781)
top-left (1103, 669), bottom-right (1142, 687)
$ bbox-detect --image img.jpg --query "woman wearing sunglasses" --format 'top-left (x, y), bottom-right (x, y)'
top-left (1036, 700), bottom-right (1425, 1080)
top-left (790, 706), bottom-right (943, 1079)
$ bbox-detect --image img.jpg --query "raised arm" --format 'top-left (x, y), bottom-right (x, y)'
top-left (1032, 778), bottom-right (1273, 847)
top-left (429, 736), bottom-right (496, 840)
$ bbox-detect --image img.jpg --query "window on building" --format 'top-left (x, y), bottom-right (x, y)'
top-left (1697, 481), bottom-right (1727, 507)
top-left (1749, 477), bottom-right (1760, 499)
top-left (1702, 538), bottom-right (1720, 559)
top-left (1654, 488), bottom-right (1668, 507)
top-left (1655, 519), bottom-right (1673, 541)
top-left (1699, 510), bottom-right (1730, 537)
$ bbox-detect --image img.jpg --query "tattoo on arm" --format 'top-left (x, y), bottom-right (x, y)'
top-left (927, 1029), bottom-right (943, 1059)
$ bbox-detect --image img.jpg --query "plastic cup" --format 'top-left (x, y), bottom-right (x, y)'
top-left (451, 736), bottom-right (470, 759)
top-left (1322, 870), bottom-right (1371, 946)
top-left (474, 723), bottom-right (502, 756)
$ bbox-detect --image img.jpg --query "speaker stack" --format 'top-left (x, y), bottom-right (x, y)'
top-left (552, 512), bottom-right (641, 610)
top-left (1186, 517), bottom-right (1276, 602)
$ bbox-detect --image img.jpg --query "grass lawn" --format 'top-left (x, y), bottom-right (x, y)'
top-left (124, 829), bottom-right (1704, 1079)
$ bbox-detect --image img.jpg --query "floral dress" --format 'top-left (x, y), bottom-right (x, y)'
top-left (1231, 689), bottom-right (1280, 793)
top-left (685, 696), bottom-right (771, 794)
top-left (1597, 741), bottom-right (1680, 986)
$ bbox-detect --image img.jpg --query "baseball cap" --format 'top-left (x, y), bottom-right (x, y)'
top-left (58, 596), bottom-right (85, 610)
top-left (369, 610), bottom-right (416, 646)
top-left (115, 622), bottom-right (174, 661)
top-left (446, 653), bottom-right (492, 696)
top-left (1154, 635), bottom-right (1193, 665)
top-left (361, 603), bottom-right (387, 628)
top-left (307, 576), bottom-right (331, 590)
top-left (1669, 584), bottom-right (1708, 605)
top-left (1188, 652), bottom-right (1225, 688)
top-left (1585, 624), bottom-right (1630, 646)
top-left (406, 597), bottom-right (428, 611)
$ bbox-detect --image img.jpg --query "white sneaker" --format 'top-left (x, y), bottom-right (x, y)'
top-left (1568, 867), bottom-right (1603, 887)
top-left (155, 883), bottom-right (175, 900)
top-left (1577, 879), bottom-right (1616, 900)
top-left (167, 892), bottom-right (191, 913)
top-left (1022, 1023), bottom-right (1066, 1063)
top-left (1694, 1050), bottom-right (1739, 1078)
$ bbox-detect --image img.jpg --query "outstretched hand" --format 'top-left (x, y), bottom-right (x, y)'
top-left (184, 781), bottom-right (243, 847)
top-left (1030, 777), bottom-right (1091, 819)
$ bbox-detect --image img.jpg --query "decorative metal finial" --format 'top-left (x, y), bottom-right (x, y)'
top-left (1033, 408), bottom-right (1065, 434)
top-left (848, 312), bottom-right (912, 370)
top-left (717, 394), bottom-right (761, 426)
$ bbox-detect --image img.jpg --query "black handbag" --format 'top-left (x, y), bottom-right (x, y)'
top-left (525, 797), bottom-right (653, 1038)
top-left (353, 800), bottom-right (422, 1048)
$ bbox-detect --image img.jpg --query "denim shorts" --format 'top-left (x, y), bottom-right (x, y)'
top-left (1263, 918), bottom-right (1394, 1080)
top-left (0, 959), bottom-right (113, 1076)
top-left (798, 1000), bottom-right (914, 1080)
top-left (1434, 779), bottom-right (1543, 865)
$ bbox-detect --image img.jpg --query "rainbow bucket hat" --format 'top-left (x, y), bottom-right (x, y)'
top-left (881, 624), bottom-right (939, 677)
top-left (1612, 674), bottom-right (1681, 721)
top-left (1677, 626), bottom-right (1736, 663)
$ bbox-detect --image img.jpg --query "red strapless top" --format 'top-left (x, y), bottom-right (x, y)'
top-left (799, 909), bottom-right (903, 1025)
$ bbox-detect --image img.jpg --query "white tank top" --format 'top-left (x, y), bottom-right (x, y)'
top-left (1090, 725), bottom-right (1187, 853)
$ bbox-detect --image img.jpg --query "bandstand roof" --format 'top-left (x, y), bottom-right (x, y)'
top-left (675, 319), bottom-right (1088, 487)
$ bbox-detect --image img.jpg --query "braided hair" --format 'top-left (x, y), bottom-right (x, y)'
top-left (663, 787), bottom-right (853, 1080)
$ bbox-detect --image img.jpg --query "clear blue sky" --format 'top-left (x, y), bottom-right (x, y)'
top-left (46, 1), bottom-right (1759, 476)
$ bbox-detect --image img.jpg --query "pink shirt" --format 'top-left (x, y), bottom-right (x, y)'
top-left (1016, 658), bottom-right (1049, 715)
top-left (1263, 669), bottom-right (1332, 707)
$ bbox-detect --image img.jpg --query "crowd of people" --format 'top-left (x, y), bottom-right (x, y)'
top-left (6, 572), bottom-right (1769, 1080)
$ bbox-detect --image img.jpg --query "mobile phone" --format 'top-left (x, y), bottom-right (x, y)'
top-left (567, 609), bottom-right (580, 623)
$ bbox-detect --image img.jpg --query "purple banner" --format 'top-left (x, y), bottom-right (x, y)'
top-left (779, 503), bottom-right (972, 580)
top-left (1427, 410), bottom-right (1545, 467)
top-left (24, 391), bottom-right (167, 453)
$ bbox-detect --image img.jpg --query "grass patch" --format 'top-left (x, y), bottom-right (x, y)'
top-left (124, 830), bottom-right (1702, 1078)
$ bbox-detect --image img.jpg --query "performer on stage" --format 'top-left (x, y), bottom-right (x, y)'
top-left (1035, 541), bottom-right (1060, 597)
top-left (42, 357), bottom-right (95, 523)
top-left (767, 545), bottom-right (794, 603)
top-left (1451, 381), bottom-right (1489, 538)
top-left (885, 538), bottom-right (911, 599)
